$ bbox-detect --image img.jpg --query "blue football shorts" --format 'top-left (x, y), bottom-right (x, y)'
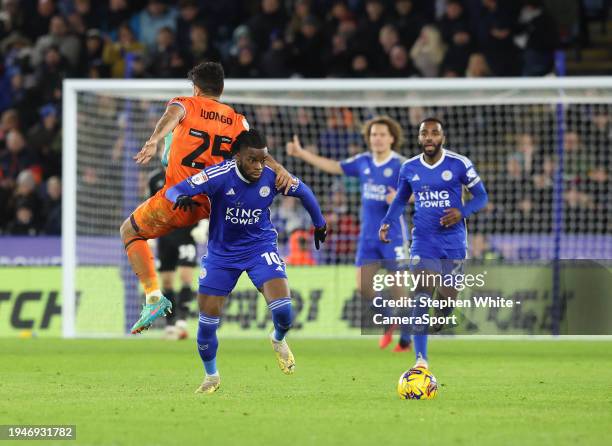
top-left (408, 241), bottom-right (467, 279)
top-left (198, 248), bottom-right (288, 296)
top-left (355, 237), bottom-right (408, 269)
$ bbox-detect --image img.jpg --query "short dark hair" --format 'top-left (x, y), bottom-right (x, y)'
top-left (418, 117), bottom-right (444, 130)
top-left (232, 129), bottom-right (268, 154)
top-left (187, 62), bottom-right (224, 97)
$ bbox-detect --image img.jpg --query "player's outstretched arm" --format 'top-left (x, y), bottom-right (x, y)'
top-left (379, 179), bottom-right (412, 243)
top-left (165, 170), bottom-right (212, 210)
top-left (283, 178), bottom-right (327, 249)
top-left (286, 135), bottom-right (343, 175)
top-left (134, 104), bottom-right (185, 165)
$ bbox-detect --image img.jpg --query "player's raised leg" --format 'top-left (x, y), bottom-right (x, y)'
top-left (121, 211), bottom-right (173, 334)
top-left (261, 278), bottom-right (295, 375)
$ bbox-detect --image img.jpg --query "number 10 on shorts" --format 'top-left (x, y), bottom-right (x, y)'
top-left (261, 251), bottom-right (284, 267)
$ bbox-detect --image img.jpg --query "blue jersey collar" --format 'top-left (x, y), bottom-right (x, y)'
top-left (419, 149), bottom-right (446, 169)
top-left (372, 151), bottom-right (396, 167)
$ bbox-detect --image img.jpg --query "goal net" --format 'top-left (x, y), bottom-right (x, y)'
top-left (62, 78), bottom-right (612, 338)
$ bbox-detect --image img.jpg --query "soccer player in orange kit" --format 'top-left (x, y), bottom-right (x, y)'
top-left (120, 62), bottom-right (293, 334)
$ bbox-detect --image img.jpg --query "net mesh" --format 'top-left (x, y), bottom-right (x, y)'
top-left (71, 83), bottom-right (612, 336)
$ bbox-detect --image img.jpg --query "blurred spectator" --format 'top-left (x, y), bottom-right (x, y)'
top-left (34, 45), bottom-right (71, 104)
top-left (0, 109), bottom-right (20, 148)
top-left (247, 0), bottom-right (288, 52)
top-left (376, 23), bottom-right (399, 71)
top-left (103, 23), bottom-right (146, 78)
top-left (514, 0), bottom-right (559, 76)
top-left (321, 188), bottom-right (359, 263)
top-left (410, 25), bottom-right (446, 77)
top-left (355, 0), bottom-right (387, 56)
top-left (286, 0), bottom-right (312, 44)
top-left (70, 0), bottom-right (102, 31)
top-left (26, 103), bottom-right (61, 179)
top-left (440, 0), bottom-right (474, 75)
top-left (563, 130), bottom-right (589, 183)
top-left (186, 22), bottom-right (221, 67)
top-left (41, 175), bottom-right (61, 234)
top-left (465, 52), bottom-right (491, 77)
top-left (476, 0), bottom-right (521, 76)
top-left (176, 0), bottom-right (201, 48)
top-left (318, 108), bottom-right (360, 158)
top-left (292, 16), bottom-right (326, 77)
top-left (67, 0), bottom-right (102, 36)
top-left (23, 0), bottom-right (56, 41)
top-left (386, 44), bottom-right (416, 77)
top-left (32, 14), bottom-right (81, 69)
top-left (128, 53), bottom-right (151, 78)
top-left (349, 53), bottom-right (372, 77)
top-left (104, 0), bottom-right (133, 33)
top-left (285, 230), bottom-right (317, 265)
top-left (130, 0), bottom-right (177, 51)
top-left (0, 129), bottom-right (35, 180)
top-left (324, 1), bottom-right (355, 38)
top-left (146, 27), bottom-right (186, 78)
top-left (11, 169), bottom-right (42, 221)
top-left (6, 200), bottom-right (38, 235)
top-left (200, 0), bottom-right (243, 42)
top-left (323, 32), bottom-right (352, 77)
top-left (392, 0), bottom-right (426, 49)
top-left (227, 24), bottom-right (254, 60)
top-left (260, 33), bottom-right (292, 78)
top-left (227, 46), bottom-right (261, 78)
top-left (0, 0), bottom-right (25, 39)
top-left (80, 29), bottom-right (109, 77)
top-left (511, 133), bottom-right (537, 175)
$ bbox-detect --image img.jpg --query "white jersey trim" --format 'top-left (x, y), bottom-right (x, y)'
top-left (207, 163), bottom-right (234, 180)
top-left (372, 152), bottom-right (395, 167)
top-left (466, 176), bottom-right (481, 189)
top-left (167, 100), bottom-right (187, 123)
top-left (419, 149), bottom-right (446, 169)
top-left (234, 164), bottom-right (251, 183)
top-left (207, 160), bottom-right (235, 174)
top-left (445, 150), bottom-right (472, 168)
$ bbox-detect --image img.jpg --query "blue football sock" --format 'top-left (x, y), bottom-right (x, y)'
top-left (268, 298), bottom-right (292, 341)
top-left (412, 292), bottom-right (430, 361)
top-left (197, 312), bottom-right (220, 375)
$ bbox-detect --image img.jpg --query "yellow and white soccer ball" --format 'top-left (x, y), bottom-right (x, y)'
top-left (397, 367), bottom-right (438, 400)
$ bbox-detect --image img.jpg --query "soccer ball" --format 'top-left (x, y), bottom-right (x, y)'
top-left (397, 367), bottom-right (438, 400)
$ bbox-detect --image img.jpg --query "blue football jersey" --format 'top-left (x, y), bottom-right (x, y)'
top-left (340, 151), bottom-right (409, 243)
top-left (166, 160), bottom-right (325, 263)
top-left (398, 149), bottom-right (482, 249)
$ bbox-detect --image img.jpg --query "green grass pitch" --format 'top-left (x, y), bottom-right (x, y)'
top-left (1, 338), bottom-right (611, 446)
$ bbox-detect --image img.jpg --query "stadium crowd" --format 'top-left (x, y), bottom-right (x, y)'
top-left (0, 0), bottom-right (607, 249)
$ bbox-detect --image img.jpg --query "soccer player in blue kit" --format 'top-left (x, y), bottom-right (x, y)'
top-left (166, 129), bottom-right (327, 394)
top-left (379, 118), bottom-right (488, 370)
top-left (286, 116), bottom-right (412, 352)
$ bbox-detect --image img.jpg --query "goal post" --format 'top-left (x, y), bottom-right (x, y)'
top-left (62, 77), bottom-right (612, 338)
